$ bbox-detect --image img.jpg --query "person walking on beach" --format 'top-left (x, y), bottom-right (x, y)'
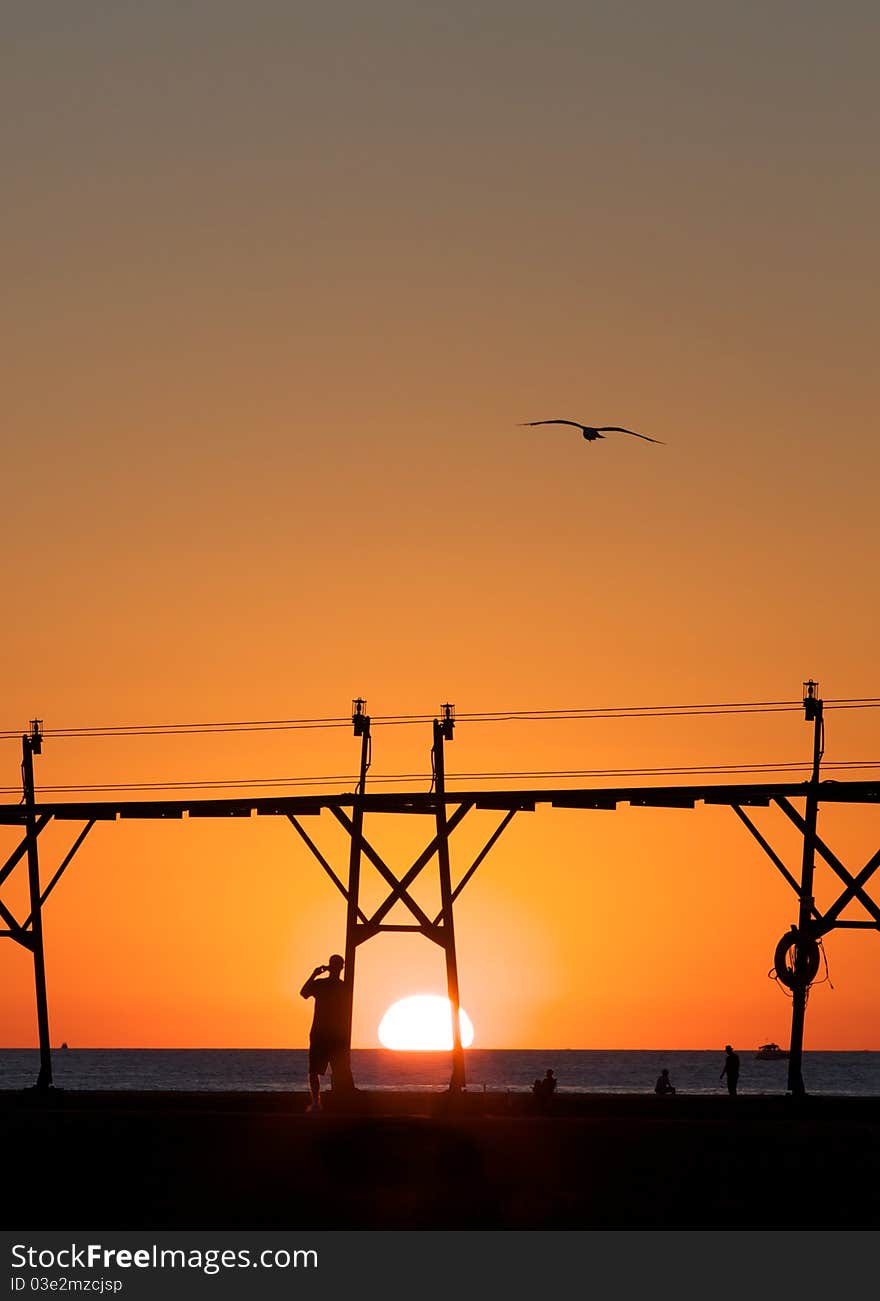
top-left (300, 954), bottom-right (354, 1109)
top-left (655, 1068), bottom-right (676, 1095)
top-left (720, 1044), bottom-right (740, 1096)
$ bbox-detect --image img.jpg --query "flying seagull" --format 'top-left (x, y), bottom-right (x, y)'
top-left (519, 419), bottom-right (664, 444)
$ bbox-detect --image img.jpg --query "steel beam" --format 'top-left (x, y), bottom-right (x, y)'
top-left (21, 821), bottom-right (96, 929)
top-left (4, 777), bottom-right (880, 827)
top-left (360, 802), bottom-right (473, 931)
top-left (730, 805), bottom-right (822, 920)
top-left (22, 735), bottom-right (52, 1089)
top-left (785, 704), bottom-right (823, 1098)
top-left (374, 924), bottom-right (438, 933)
top-left (337, 726), bottom-right (371, 1096)
top-left (0, 816), bottom-right (52, 890)
top-left (775, 798), bottom-right (880, 927)
top-left (329, 807), bottom-right (440, 935)
top-left (0, 896), bottom-right (26, 943)
top-left (813, 847), bottom-right (880, 935)
top-left (434, 720), bottom-right (465, 1093)
top-left (433, 809), bottom-right (518, 925)
top-left (287, 815), bottom-right (363, 916)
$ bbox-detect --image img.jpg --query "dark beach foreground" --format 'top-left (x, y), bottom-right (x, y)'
top-left (3, 1089), bottom-right (879, 1230)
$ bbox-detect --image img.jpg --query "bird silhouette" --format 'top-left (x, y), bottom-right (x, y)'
top-left (519, 419), bottom-right (664, 444)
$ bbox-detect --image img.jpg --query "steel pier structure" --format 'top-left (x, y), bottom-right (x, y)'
top-left (2, 700), bottom-right (879, 1095)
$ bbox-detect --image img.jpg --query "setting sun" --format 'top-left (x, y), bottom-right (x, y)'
top-left (378, 996), bottom-right (475, 1051)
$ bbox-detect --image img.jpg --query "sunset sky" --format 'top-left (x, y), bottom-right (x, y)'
top-left (3, 1), bottom-right (879, 1051)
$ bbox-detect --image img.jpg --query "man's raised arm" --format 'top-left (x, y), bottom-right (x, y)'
top-left (300, 966), bottom-right (326, 999)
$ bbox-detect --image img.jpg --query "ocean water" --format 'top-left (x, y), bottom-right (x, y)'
top-left (2, 1048), bottom-right (879, 1096)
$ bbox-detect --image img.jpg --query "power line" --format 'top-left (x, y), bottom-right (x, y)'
top-left (2, 757), bottom-right (878, 797)
top-left (2, 696), bottom-right (880, 742)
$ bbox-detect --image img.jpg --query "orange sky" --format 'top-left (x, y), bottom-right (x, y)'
top-left (3, 1), bottom-right (879, 1049)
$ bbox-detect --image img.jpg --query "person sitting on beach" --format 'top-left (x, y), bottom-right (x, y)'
top-left (655, 1068), bottom-right (676, 1095)
top-left (532, 1068), bottom-right (557, 1113)
top-left (300, 955), bottom-right (355, 1110)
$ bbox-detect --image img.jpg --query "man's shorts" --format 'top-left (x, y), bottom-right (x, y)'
top-left (309, 1038), bottom-right (346, 1075)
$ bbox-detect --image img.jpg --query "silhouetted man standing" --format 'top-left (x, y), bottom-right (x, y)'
top-left (720, 1044), bottom-right (740, 1096)
top-left (300, 954), bottom-right (354, 1109)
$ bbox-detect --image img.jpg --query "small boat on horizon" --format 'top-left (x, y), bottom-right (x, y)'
top-left (755, 1042), bottom-right (789, 1060)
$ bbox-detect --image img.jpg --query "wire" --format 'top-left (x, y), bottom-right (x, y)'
top-left (3, 695), bottom-right (880, 741)
top-left (815, 938), bottom-right (834, 991)
top-left (1, 757), bottom-right (878, 797)
top-left (0, 718), bottom-right (353, 741)
top-left (768, 965), bottom-right (794, 1000)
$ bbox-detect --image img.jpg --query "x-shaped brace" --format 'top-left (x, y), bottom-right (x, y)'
top-left (732, 800), bottom-right (880, 934)
top-left (330, 804), bottom-right (475, 944)
top-left (289, 802), bottom-right (518, 948)
top-left (0, 818), bottom-right (95, 947)
top-left (774, 797), bottom-right (880, 932)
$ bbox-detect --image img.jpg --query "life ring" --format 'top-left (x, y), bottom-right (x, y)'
top-left (773, 928), bottom-right (820, 989)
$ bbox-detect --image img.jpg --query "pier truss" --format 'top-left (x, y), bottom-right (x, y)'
top-left (2, 700), bottom-right (879, 1096)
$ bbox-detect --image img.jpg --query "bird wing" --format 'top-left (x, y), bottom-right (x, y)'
top-left (518, 420), bottom-right (586, 430)
top-left (596, 426), bottom-right (665, 444)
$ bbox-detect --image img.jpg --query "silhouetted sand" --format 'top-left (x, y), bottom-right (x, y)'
top-left (3, 1090), bottom-right (879, 1229)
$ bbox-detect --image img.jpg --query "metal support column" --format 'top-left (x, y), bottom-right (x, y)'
top-left (787, 682), bottom-right (824, 1097)
top-left (434, 706), bottom-right (466, 1092)
top-left (22, 721), bottom-right (53, 1090)
top-left (339, 699), bottom-right (370, 1094)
